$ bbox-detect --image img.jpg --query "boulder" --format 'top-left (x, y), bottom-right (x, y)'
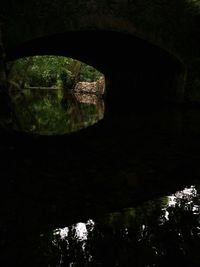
top-left (74, 76), bottom-right (105, 94)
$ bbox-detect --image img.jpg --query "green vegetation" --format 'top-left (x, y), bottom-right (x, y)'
top-left (79, 63), bottom-right (102, 82)
top-left (1, 56), bottom-right (105, 135)
top-left (7, 55), bottom-right (103, 89)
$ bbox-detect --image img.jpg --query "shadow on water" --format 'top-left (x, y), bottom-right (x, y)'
top-left (1, 89), bottom-right (200, 266)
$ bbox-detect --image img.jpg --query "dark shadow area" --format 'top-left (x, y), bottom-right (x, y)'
top-left (1, 31), bottom-right (200, 267)
top-left (1, 103), bottom-right (200, 266)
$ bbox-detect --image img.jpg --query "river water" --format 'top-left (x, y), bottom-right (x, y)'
top-left (1, 89), bottom-right (200, 266)
top-left (38, 185), bottom-right (200, 267)
top-left (6, 89), bottom-right (104, 135)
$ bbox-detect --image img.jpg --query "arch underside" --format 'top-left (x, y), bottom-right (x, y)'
top-left (6, 31), bottom-right (186, 108)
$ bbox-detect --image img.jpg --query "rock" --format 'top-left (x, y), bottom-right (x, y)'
top-left (74, 93), bottom-right (100, 104)
top-left (74, 76), bottom-right (105, 94)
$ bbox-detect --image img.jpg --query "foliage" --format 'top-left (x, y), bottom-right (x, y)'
top-left (7, 56), bottom-right (103, 89)
top-left (79, 63), bottom-right (102, 82)
top-left (3, 56), bottom-right (105, 135)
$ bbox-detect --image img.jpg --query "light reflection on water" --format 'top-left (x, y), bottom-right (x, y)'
top-left (164, 185), bottom-right (199, 220)
top-left (53, 220), bottom-right (95, 243)
top-left (40, 185), bottom-right (200, 266)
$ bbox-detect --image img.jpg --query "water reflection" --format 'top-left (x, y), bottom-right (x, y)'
top-left (53, 220), bottom-right (95, 243)
top-left (38, 185), bottom-right (200, 267)
top-left (9, 89), bottom-right (104, 135)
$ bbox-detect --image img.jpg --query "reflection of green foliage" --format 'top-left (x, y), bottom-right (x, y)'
top-left (11, 89), bottom-right (104, 135)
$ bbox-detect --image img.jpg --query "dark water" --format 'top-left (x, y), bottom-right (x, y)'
top-left (1, 89), bottom-right (200, 266)
top-left (37, 185), bottom-right (200, 267)
top-left (3, 185), bottom-right (200, 267)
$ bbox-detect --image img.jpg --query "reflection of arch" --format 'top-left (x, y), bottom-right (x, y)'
top-left (6, 31), bottom-right (186, 107)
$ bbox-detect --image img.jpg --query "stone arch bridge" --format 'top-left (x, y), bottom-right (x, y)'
top-left (0, 0), bottom-right (200, 108)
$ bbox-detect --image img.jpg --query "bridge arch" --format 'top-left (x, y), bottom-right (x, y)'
top-left (6, 30), bottom-right (186, 110)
